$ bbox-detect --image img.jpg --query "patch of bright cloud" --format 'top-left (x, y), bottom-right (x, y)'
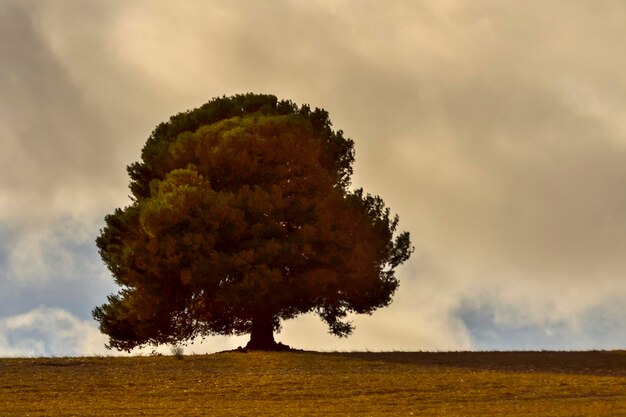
top-left (0, 306), bottom-right (109, 357)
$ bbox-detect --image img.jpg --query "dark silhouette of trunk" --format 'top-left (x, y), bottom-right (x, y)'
top-left (245, 315), bottom-right (287, 350)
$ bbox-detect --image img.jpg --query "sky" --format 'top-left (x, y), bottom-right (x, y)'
top-left (1, 0), bottom-right (626, 356)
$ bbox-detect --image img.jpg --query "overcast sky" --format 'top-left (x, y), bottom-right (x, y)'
top-left (1, 0), bottom-right (626, 356)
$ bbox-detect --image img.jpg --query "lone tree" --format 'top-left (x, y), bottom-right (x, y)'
top-left (94, 94), bottom-right (413, 351)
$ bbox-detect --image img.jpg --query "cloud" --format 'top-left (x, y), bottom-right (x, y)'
top-left (0, 1), bottom-right (129, 228)
top-left (0, 305), bottom-right (252, 357)
top-left (6, 219), bottom-right (92, 286)
top-left (459, 293), bottom-right (626, 350)
top-left (0, 306), bottom-right (109, 357)
top-left (1, 1), bottom-right (626, 354)
top-left (332, 1), bottom-right (626, 349)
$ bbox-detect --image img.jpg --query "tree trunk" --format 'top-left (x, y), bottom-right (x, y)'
top-left (246, 315), bottom-right (275, 350)
top-left (245, 315), bottom-right (286, 350)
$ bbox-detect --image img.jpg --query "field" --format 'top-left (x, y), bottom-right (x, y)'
top-left (1, 351), bottom-right (625, 416)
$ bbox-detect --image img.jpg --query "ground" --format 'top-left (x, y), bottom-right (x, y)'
top-left (1, 351), bottom-right (625, 416)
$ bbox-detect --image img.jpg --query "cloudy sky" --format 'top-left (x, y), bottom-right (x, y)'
top-left (2, 0), bottom-right (626, 356)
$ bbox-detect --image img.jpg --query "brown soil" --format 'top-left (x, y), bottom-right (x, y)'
top-left (339, 350), bottom-right (626, 376)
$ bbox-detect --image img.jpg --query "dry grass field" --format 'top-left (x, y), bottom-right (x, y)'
top-left (1, 350), bottom-right (625, 416)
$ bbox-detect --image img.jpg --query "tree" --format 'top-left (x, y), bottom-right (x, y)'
top-left (93, 94), bottom-right (413, 351)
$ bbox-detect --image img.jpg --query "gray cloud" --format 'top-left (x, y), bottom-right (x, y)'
top-left (1, 0), bottom-right (626, 355)
top-left (459, 295), bottom-right (626, 350)
top-left (0, 1), bottom-right (127, 227)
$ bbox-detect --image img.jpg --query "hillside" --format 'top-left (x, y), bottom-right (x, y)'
top-left (1, 351), bottom-right (625, 416)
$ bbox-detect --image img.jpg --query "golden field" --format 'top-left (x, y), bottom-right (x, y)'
top-left (1, 351), bottom-right (625, 416)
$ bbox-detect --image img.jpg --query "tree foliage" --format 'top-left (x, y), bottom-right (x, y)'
top-left (93, 94), bottom-right (413, 351)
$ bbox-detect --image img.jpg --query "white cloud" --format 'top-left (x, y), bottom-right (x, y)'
top-left (0, 305), bottom-right (256, 357)
top-left (4, 218), bottom-right (100, 287)
top-left (0, 306), bottom-right (109, 357)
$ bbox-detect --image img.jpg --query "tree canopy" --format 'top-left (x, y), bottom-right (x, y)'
top-left (93, 93), bottom-right (413, 351)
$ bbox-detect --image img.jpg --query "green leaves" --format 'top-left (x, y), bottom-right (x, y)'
top-left (94, 94), bottom-right (412, 350)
